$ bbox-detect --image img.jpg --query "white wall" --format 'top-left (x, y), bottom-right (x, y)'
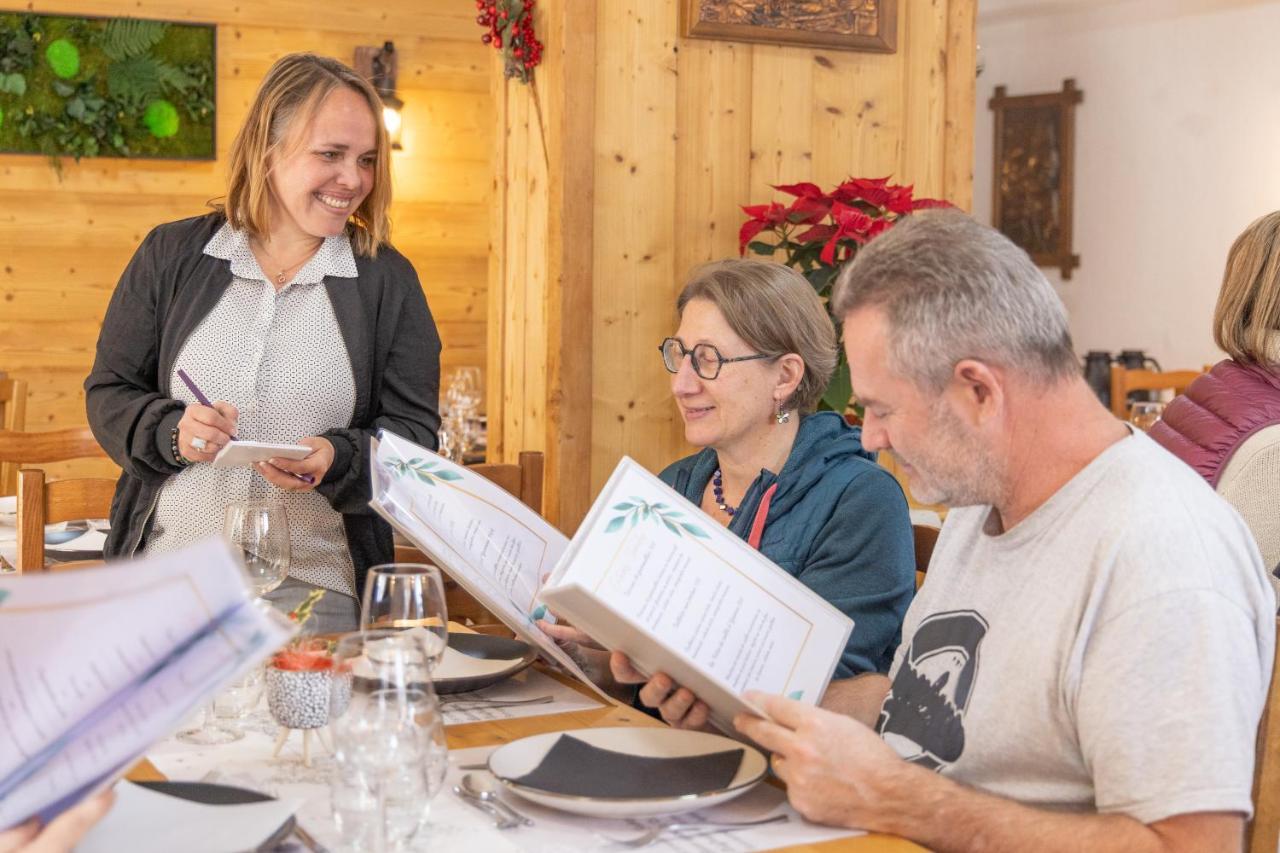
top-left (974, 0), bottom-right (1280, 370)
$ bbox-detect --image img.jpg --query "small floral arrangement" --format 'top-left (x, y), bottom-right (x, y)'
top-left (739, 177), bottom-right (952, 412)
top-left (269, 589), bottom-right (334, 672)
top-left (475, 0), bottom-right (543, 83)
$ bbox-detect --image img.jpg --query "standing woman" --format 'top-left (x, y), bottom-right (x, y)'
top-left (85, 54), bottom-right (440, 632)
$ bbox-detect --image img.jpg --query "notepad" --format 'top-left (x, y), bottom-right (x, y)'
top-left (211, 441), bottom-right (311, 469)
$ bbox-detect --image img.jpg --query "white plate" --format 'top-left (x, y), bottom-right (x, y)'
top-left (487, 727), bottom-right (767, 817)
top-left (0, 495), bottom-right (15, 526)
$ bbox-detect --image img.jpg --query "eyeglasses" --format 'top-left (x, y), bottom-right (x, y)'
top-left (659, 337), bottom-right (772, 381)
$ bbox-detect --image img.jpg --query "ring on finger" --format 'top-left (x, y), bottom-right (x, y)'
top-left (190, 436), bottom-right (208, 451)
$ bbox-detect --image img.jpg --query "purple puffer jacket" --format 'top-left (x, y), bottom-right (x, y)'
top-left (1149, 359), bottom-right (1280, 487)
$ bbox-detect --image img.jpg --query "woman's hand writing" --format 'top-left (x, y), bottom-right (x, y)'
top-left (176, 401), bottom-right (238, 463)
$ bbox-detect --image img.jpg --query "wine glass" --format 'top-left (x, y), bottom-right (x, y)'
top-left (329, 631), bottom-right (448, 852)
top-left (177, 502), bottom-right (290, 744)
top-left (1128, 400), bottom-right (1166, 431)
top-left (360, 564), bottom-right (448, 670)
top-left (225, 501), bottom-right (291, 596)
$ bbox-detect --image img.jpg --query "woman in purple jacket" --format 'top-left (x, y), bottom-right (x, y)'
top-left (1149, 211), bottom-right (1280, 597)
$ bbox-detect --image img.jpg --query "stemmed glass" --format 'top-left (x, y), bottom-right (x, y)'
top-left (360, 563), bottom-right (449, 670)
top-left (441, 367), bottom-right (483, 462)
top-left (329, 631), bottom-right (449, 852)
top-left (1128, 400), bottom-right (1167, 431)
top-left (177, 502), bottom-right (290, 745)
top-left (225, 501), bottom-right (291, 596)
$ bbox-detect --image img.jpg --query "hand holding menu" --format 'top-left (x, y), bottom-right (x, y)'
top-left (369, 432), bottom-right (853, 732)
top-left (0, 539), bottom-right (295, 830)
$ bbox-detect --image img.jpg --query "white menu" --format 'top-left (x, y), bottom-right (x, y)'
top-left (540, 458), bottom-right (852, 733)
top-left (0, 539), bottom-right (294, 830)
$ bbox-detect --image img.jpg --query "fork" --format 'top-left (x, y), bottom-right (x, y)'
top-left (599, 813), bottom-right (790, 848)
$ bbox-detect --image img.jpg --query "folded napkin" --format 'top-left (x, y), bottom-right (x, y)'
top-left (511, 734), bottom-right (743, 798)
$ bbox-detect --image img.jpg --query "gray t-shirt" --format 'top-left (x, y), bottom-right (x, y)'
top-left (878, 430), bottom-right (1275, 823)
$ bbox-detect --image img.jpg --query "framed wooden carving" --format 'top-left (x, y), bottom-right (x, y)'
top-left (681, 0), bottom-right (897, 54)
top-left (989, 79), bottom-right (1084, 279)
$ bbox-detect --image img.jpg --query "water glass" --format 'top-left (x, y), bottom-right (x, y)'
top-left (361, 564), bottom-right (448, 669)
top-left (1128, 400), bottom-right (1166, 431)
top-left (329, 631), bottom-right (449, 852)
top-left (225, 501), bottom-right (291, 596)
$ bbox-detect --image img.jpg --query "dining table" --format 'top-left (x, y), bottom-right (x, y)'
top-left (125, 631), bottom-right (924, 853)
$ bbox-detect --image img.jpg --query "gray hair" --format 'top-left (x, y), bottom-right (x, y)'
top-left (829, 210), bottom-right (1078, 391)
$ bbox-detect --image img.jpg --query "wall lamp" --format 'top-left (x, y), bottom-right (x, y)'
top-left (355, 41), bottom-right (404, 150)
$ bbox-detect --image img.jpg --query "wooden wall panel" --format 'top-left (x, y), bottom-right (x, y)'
top-left (589, 0), bottom-right (682, 488)
top-left (0, 1), bottom-right (491, 485)
top-left (585, 0), bottom-right (977, 497)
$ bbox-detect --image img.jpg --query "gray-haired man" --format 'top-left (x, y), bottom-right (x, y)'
top-left (736, 211), bottom-right (1275, 851)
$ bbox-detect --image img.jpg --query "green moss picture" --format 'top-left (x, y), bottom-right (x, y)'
top-left (0, 12), bottom-right (215, 162)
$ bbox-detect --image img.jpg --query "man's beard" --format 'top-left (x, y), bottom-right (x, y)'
top-left (896, 401), bottom-right (1000, 508)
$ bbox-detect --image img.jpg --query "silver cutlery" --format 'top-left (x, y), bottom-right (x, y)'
top-left (600, 814), bottom-right (790, 848)
top-left (461, 772), bottom-right (534, 827)
top-left (440, 694), bottom-right (554, 710)
top-left (453, 784), bottom-right (520, 829)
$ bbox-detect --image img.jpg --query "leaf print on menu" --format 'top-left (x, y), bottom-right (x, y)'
top-left (389, 456), bottom-right (465, 487)
top-left (603, 499), bottom-right (710, 540)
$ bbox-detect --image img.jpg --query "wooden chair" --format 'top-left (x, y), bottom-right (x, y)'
top-left (913, 523), bottom-right (940, 590)
top-left (393, 451), bottom-right (545, 628)
top-left (1249, 616), bottom-right (1280, 853)
top-left (0, 378), bottom-right (30, 494)
top-left (0, 426), bottom-right (108, 497)
top-left (1109, 366), bottom-right (1202, 418)
top-left (15, 468), bottom-right (116, 572)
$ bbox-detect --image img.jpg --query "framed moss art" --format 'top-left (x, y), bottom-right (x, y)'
top-left (0, 12), bottom-right (215, 162)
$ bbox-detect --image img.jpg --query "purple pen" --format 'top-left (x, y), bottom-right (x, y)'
top-left (176, 369), bottom-right (239, 441)
top-left (175, 368), bottom-right (314, 484)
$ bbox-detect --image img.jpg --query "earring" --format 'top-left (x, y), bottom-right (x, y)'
top-left (776, 401), bottom-right (791, 425)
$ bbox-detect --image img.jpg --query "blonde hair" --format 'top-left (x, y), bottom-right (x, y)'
top-left (677, 259), bottom-right (836, 412)
top-left (220, 53), bottom-right (391, 257)
top-left (1215, 211), bottom-right (1280, 366)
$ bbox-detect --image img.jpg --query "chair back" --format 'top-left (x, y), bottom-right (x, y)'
top-left (0, 379), bottom-right (30, 493)
top-left (1109, 366), bottom-right (1202, 417)
top-left (913, 523), bottom-right (940, 589)
top-left (0, 426), bottom-right (107, 496)
top-left (392, 451), bottom-right (545, 628)
top-left (1249, 616), bottom-right (1280, 853)
top-left (16, 468), bottom-right (116, 572)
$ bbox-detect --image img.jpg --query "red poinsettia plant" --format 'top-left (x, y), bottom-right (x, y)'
top-left (739, 177), bottom-right (952, 411)
top-left (270, 589), bottom-right (336, 672)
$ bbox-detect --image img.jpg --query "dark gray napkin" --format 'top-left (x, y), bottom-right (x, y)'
top-left (511, 735), bottom-right (744, 798)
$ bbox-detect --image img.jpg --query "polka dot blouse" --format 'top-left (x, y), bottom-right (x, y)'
top-left (146, 223), bottom-right (360, 598)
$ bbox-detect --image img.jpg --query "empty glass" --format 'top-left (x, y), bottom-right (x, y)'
top-left (329, 631), bottom-right (448, 852)
top-left (225, 501), bottom-right (291, 596)
top-left (1128, 400), bottom-right (1166, 431)
top-left (177, 503), bottom-right (290, 745)
top-left (361, 564), bottom-right (448, 669)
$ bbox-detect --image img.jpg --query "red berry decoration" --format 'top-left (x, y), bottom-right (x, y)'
top-left (473, 0), bottom-right (543, 83)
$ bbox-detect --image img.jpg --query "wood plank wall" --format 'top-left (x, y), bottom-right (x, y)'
top-left (0, 0), bottom-right (491, 482)
top-left (494, 0), bottom-right (976, 527)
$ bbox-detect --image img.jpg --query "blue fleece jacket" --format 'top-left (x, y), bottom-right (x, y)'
top-left (659, 411), bottom-right (915, 677)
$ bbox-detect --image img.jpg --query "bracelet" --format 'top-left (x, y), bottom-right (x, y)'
top-left (170, 426), bottom-right (191, 467)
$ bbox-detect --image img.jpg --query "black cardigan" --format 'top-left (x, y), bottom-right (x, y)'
top-left (85, 212), bottom-right (441, 596)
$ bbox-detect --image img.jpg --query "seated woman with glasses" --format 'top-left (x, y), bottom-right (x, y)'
top-left (542, 258), bottom-right (915, 728)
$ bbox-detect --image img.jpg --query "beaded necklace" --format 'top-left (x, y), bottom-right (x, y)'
top-left (711, 468), bottom-right (737, 517)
